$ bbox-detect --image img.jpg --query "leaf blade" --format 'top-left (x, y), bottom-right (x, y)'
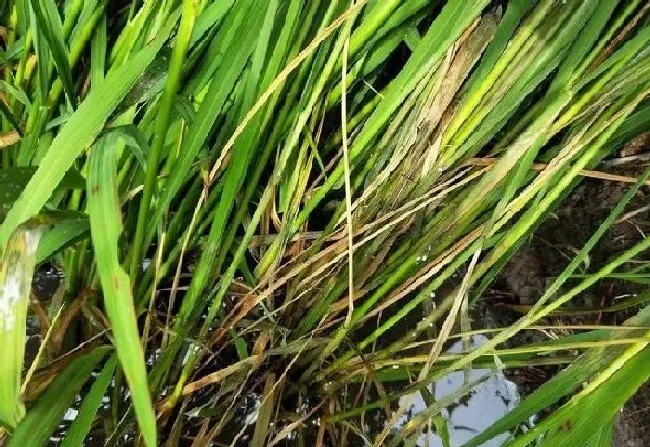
top-left (87, 136), bottom-right (156, 446)
top-left (29, 0), bottom-right (77, 106)
top-left (0, 226), bottom-right (44, 430)
top-left (0, 10), bottom-right (179, 253)
top-left (60, 355), bottom-right (117, 447)
top-left (8, 347), bottom-right (110, 446)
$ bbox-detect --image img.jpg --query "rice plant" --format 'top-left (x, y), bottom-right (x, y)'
top-left (1, 0), bottom-right (650, 445)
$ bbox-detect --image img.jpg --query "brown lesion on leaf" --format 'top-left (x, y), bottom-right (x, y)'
top-left (91, 184), bottom-right (100, 195)
top-left (558, 419), bottom-right (573, 433)
top-left (113, 276), bottom-right (120, 291)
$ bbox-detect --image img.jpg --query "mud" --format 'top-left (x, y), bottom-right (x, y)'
top-left (486, 141), bottom-right (650, 446)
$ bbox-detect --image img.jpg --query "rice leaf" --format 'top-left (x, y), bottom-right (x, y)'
top-left (8, 346), bottom-right (110, 446)
top-left (585, 417), bottom-right (614, 447)
top-left (189, 0), bottom-right (235, 48)
top-left (87, 135), bottom-right (156, 446)
top-left (3, 2), bottom-right (650, 445)
top-left (36, 217), bottom-right (89, 264)
top-left (29, 2), bottom-right (51, 105)
top-left (516, 345), bottom-right (650, 447)
top-left (463, 157), bottom-right (650, 447)
top-left (0, 167), bottom-right (85, 221)
top-left (297, 0), bottom-right (491, 228)
top-left (29, 0), bottom-right (77, 106)
top-left (0, 10), bottom-right (179, 253)
top-left (60, 355), bottom-right (117, 447)
top-left (152, 0), bottom-right (264, 236)
top-left (90, 9), bottom-right (107, 87)
top-left (129, 0), bottom-right (198, 277)
top-left (0, 100), bottom-right (23, 136)
top-left (0, 80), bottom-right (31, 108)
top-left (106, 125), bottom-right (150, 171)
top-left (0, 225), bottom-right (44, 431)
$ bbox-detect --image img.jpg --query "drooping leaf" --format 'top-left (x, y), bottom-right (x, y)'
top-left (87, 135), bottom-right (156, 446)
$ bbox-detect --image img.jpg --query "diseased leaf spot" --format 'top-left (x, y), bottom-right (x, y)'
top-left (558, 420), bottom-right (572, 432)
top-left (113, 276), bottom-right (120, 291)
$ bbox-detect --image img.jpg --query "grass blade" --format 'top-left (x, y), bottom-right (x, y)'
top-left (29, 0), bottom-right (76, 106)
top-left (8, 347), bottom-right (110, 446)
top-left (0, 11), bottom-right (179, 253)
top-left (0, 226), bottom-right (44, 431)
top-left (36, 217), bottom-right (89, 264)
top-left (87, 135), bottom-right (156, 446)
top-left (60, 355), bottom-right (117, 447)
top-left (129, 0), bottom-right (198, 278)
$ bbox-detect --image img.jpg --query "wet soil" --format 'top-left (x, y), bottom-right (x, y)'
top-left (484, 136), bottom-right (650, 446)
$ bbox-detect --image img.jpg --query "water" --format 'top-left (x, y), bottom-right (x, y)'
top-left (396, 335), bottom-right (532, 446)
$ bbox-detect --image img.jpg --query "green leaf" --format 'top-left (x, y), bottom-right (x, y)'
top-left (129, 0), bottom-right (199, 276)
top-left (8, 347), bottom-right (110, 446)
top-left (106, 124), bottom-right (150, 171)
top-left (14, 0), bottom-right (30, 37)
top-left (585, 417), bottom-right (614, 447)
top-left (519, 345), bottom-right (650, 447)
top-left (90, 9), bottom-right (107, 87)
top-left (29, 2), bottom-right (51, 105)
top-left (296, 0), bottom-right (491, 230)
top-left (463, 161), bottom-right (650, 447)
top-left (189, 0), bottom-right (235, 48)
top-left (0, 100), bottom-right (23, 136)
top-left (1, 38), bottom-right (26, 63)
top-left (87, 135), bottom-right (156, 447)
top-left (153, 0), bottom-right (264, 236)
top-left (0, 167), bottom-right (86, 221)
top-left (0, 80), bottom-right (31, 108)
top-left (172, 94), bottom-right (197, 124)
top-left (0, 10), bottom-right (180, 253)
top-left (29, 0), bottom-right (77, 106)
top-left (36, 217), bottom-right (89, 264)
top-left (60, 355), bottom-right (117, 447)
top-left (0, 226), bottom-right (44, 431)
